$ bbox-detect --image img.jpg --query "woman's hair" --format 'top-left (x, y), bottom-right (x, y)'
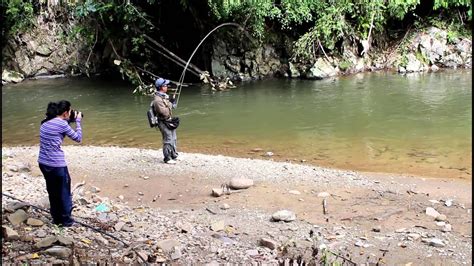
top-left (41, 100), bottom-right (71, 124)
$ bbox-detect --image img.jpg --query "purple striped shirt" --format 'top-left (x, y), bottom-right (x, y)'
top-left (38, 117), bottom-right (82, 167)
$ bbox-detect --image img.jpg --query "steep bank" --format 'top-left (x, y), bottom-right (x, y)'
top-left (2, 14), bottom-right (471, 85)
top-left (2, 146), bottom-right (472, 264)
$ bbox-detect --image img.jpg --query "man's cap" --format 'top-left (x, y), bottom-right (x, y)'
top-left (155, 78), bottom-right (170, 88)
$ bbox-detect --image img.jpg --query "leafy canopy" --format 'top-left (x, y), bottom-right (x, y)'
top-left (208, 0), bottom-right (472, 61)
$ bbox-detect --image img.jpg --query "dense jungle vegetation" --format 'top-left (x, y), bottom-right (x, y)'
top-left (2, 0), bottom-right (471, 89)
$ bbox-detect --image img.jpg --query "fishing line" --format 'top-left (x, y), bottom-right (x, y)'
top-left (174, 23), bottom-right (251, 107)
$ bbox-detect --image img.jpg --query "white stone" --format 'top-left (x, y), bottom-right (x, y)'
top-left (228, 178), bottom-right (254, 189)
top-left (288, 190), bottom-right (301, 195)
top-left (317, 192), bottom-right (330, 198)
top-left (272, 210), bottom-right (296, 222)
top-left (428, 238), bottom-right (445, 247)
top-left (425, 207), bottom-right (440, 218)
top-left (442, 224), bottom-right (452, 232)
top-left (444, 199), bottom-right (453, 207)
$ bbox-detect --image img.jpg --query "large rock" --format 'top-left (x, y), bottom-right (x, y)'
top-left (228, 178), bottom-right (254, 189)
top-left (441, 53), bottom-right (463, 68)
top-left (2, 70), bottom-right (24, 83)
top-left (405, 53), bottom-right (425, 72)
top-left (307, 58), bottom-right (338, 79)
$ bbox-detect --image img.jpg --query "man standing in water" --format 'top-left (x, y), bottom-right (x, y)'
top-left (153, 78), bottom-right (179, 164)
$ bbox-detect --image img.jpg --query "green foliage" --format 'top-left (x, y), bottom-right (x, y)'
top-left (387, 0), bottom-right (420, 20)
top-left (73, 0), bottom-right (154, 49)
top-left (399, 53), bottom-right (409, 67)
top-left (415, 49), bottom-right (428, 65)
top-left (3, 0), bottom-right (36, 37)
top-left (338, 60), bottom-right (352, 72)
top-left (433, 0), bottom-right (472, 22)
top-left (208, 0), bottom-right (278, 41)
top-left (207, 0), bottom-right (472, 62)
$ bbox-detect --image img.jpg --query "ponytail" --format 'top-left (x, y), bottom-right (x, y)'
top-left (40, 100), bottom-right (71, 124)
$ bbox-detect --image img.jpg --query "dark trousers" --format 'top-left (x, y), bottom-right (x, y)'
top-left (39, 164), bottom-right (74, 226)
top-left (157, 120), bottom-right (178, 161)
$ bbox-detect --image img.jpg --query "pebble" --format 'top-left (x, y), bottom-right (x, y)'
top-left (220, 203), bottom-right (230, 210)
top-left (211, 188), bottom-right (224, 197)
top-left (372, 226), bottom-right (381, 232)
top-left (428, 238), bottom-right (445, 247)
top-left (288, 190), bottom-right (301, 195)
top-left (2, 226), bottom-right (19, 240)
top-left (408, 233), bottom-right (421, 240)
top-left (7, 209), bottom-right (28, 226)
top-left (210, 220), bottom-right (225, 232)
top-left (45, 246), bottom-right (72, 258)
top-left (317, 192), bottom-right (330, 197)
top-left (435, 214), bottom-right (447, 222)
top-left (425, 207), bottom-right (440, 218)
top-left (157, 239), bottom-right (180, 253)
top-left (260, 238), bottom-right (278, 250)
top-left (444, 199), bottom-right (453, 207)
top-left (442, 224), bottom-right (452, 232)
top-left (26, 218), bottom-right (44, 227)
top-left (245, 249), bottom-right (259, 256)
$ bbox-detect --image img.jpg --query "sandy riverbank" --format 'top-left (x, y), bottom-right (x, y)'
top-left (2, 145), bottom-right (472, 264)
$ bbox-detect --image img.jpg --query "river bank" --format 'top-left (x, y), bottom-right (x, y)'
top-left (2, 145), bottom-right (472, 264)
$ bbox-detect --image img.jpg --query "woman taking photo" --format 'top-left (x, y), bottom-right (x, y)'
top-left (38, 100), bottom-right (82, 227)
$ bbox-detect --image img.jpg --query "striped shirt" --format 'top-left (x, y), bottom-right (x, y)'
top-left (38, 117), bottom-right (82, 167)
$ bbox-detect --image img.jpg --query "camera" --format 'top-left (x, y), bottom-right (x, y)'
top-left (69, 109), bottom-right (84, 123)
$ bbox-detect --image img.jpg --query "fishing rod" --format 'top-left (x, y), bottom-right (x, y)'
top-left (173, 22), bottom-right (251, 107)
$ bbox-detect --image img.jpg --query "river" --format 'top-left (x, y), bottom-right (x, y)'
top-left (2, 70), bottom-right (471, 179)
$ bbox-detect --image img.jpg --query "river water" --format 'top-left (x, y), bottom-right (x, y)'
top-left (2, 70), bottom-right (471, 179)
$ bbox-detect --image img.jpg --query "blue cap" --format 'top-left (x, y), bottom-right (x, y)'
top-left (155, 78), bottom-right (170, 88)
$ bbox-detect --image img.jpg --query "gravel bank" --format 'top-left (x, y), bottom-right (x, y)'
top-left (2, 145), bottom-right (472, 264)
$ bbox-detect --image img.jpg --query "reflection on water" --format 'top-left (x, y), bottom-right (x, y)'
top-left (2, 70), bottom-right (472, 179)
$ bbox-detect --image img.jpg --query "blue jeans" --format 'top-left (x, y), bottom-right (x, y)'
top-left (39, 164), bottom-right (74, 226)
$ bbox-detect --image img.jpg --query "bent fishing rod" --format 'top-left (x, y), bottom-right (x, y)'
top-left (173, 22), bottom-right (251, 107)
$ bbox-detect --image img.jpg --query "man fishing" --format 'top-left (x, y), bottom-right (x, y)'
top-left (152, 77), bottom-right (179, 164)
